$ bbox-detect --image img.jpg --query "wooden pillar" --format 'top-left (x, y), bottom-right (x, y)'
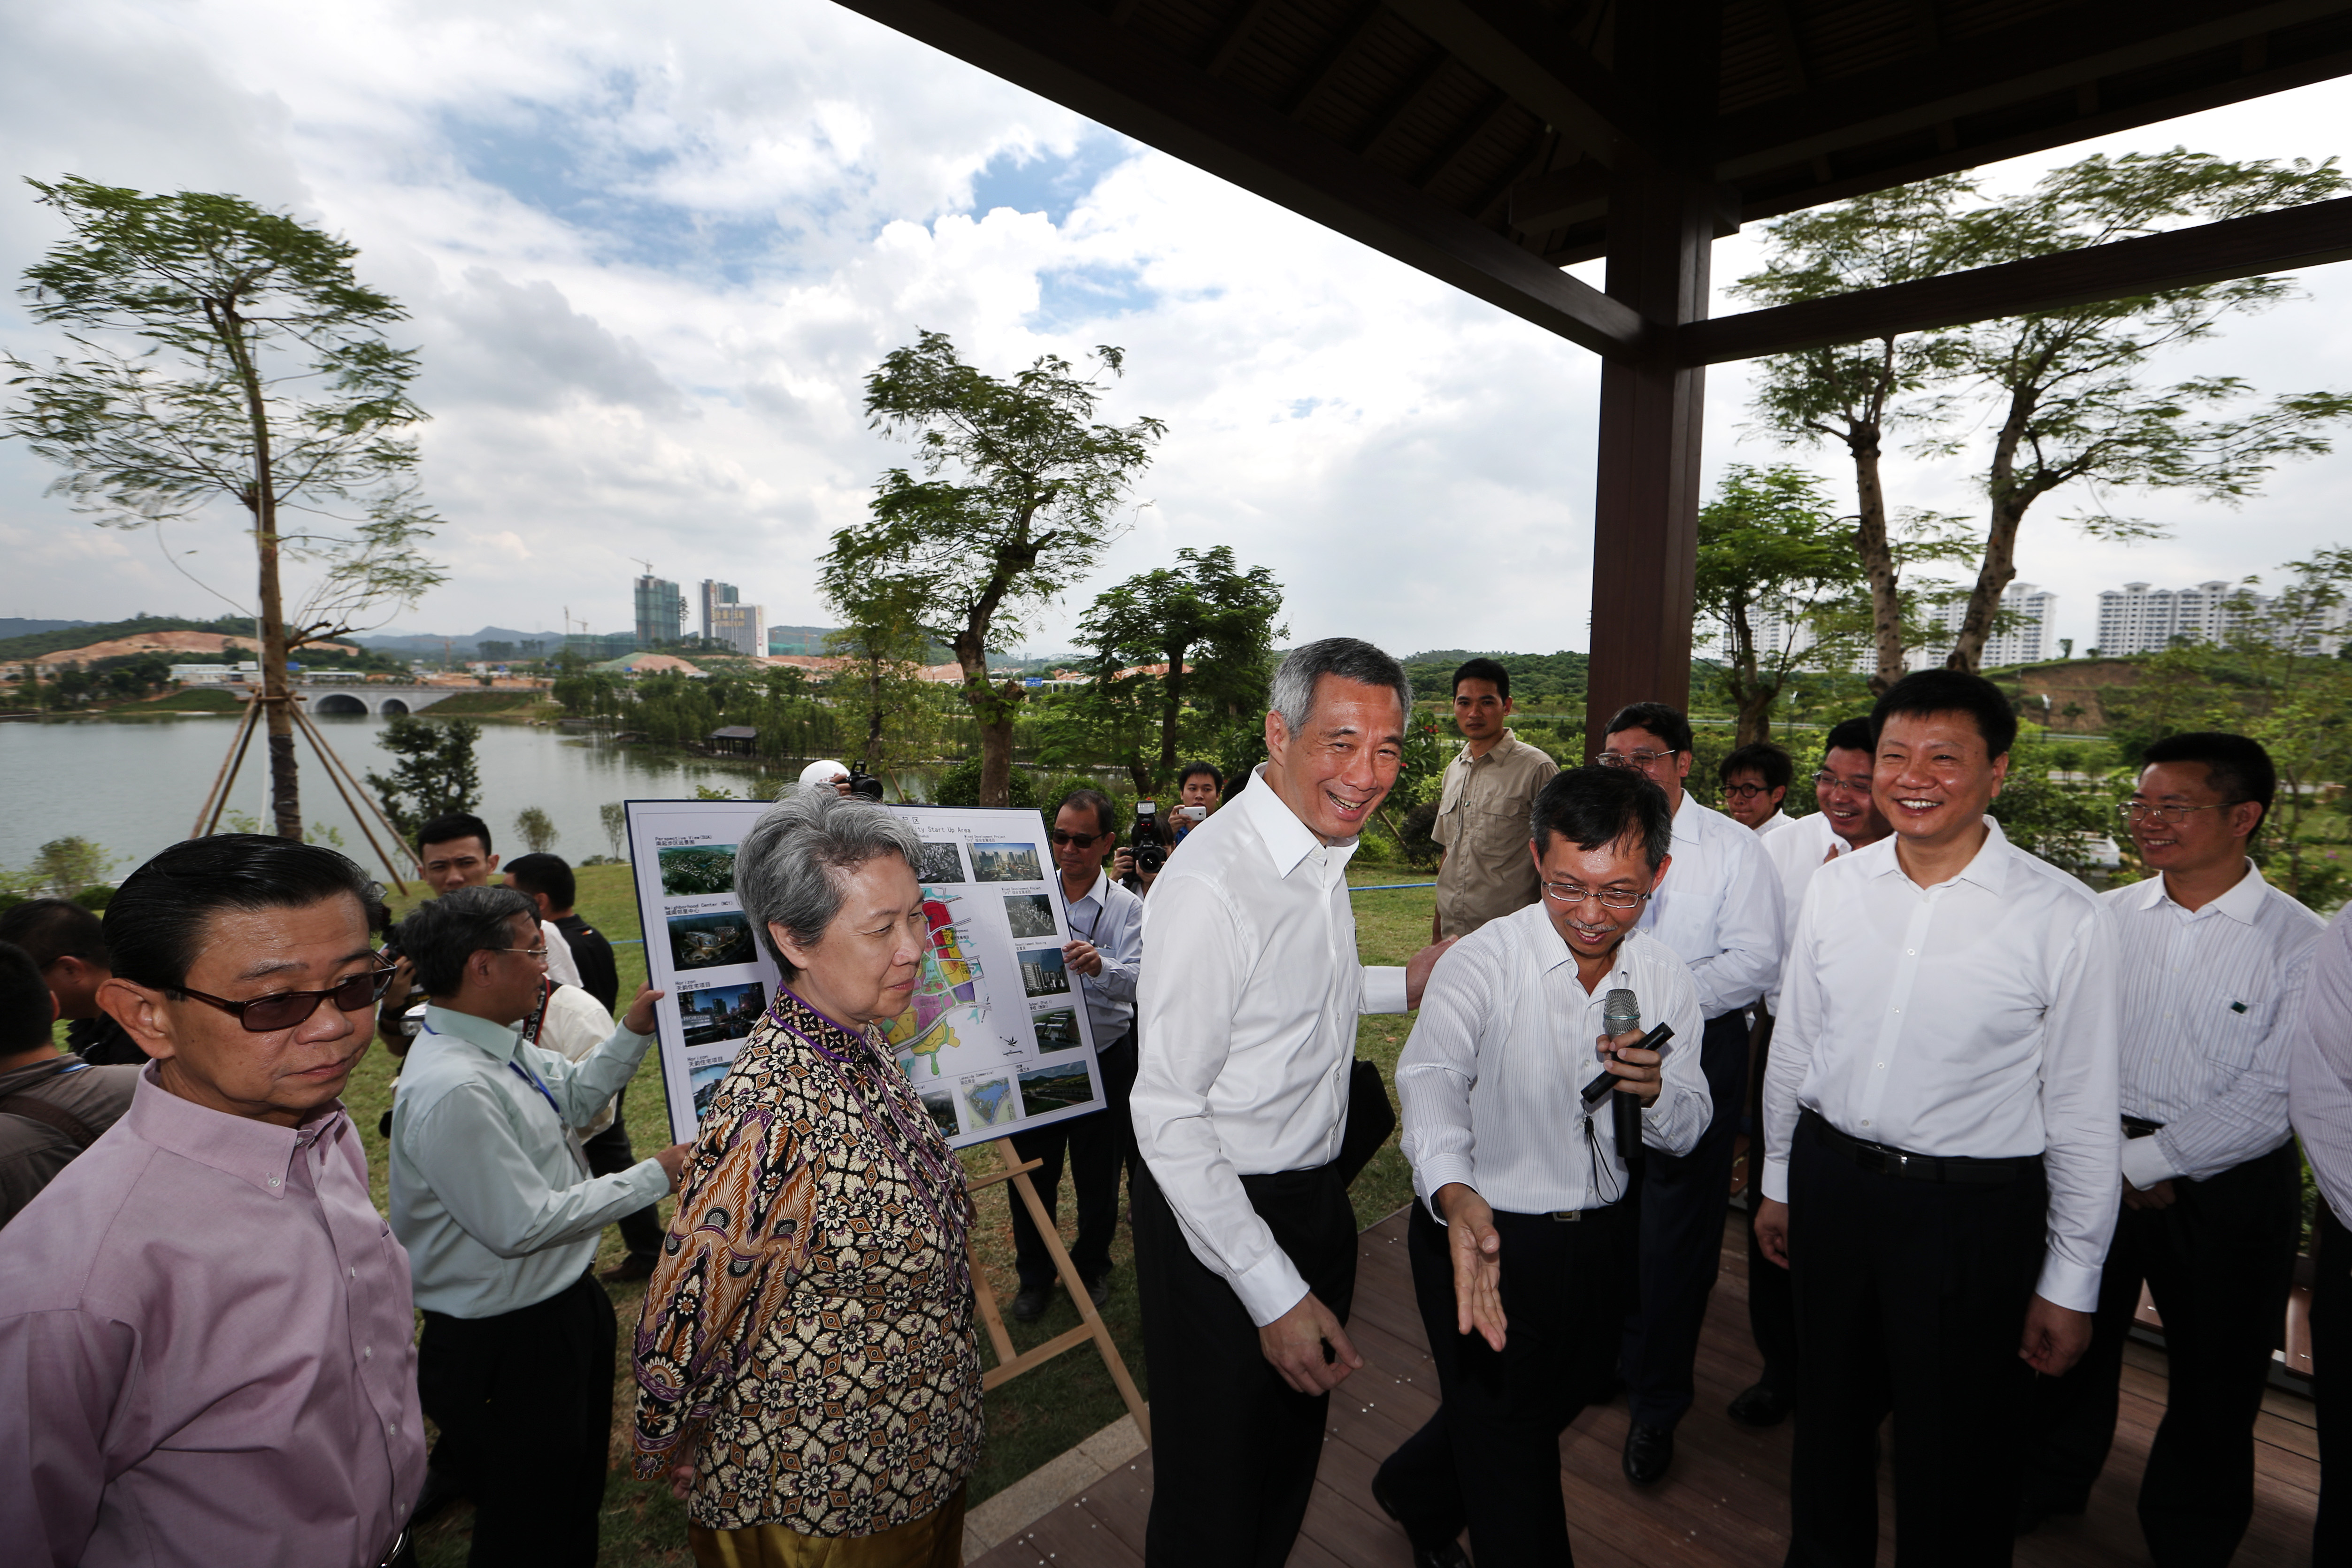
top-left (1583, 167), bottom-right (1714, 759)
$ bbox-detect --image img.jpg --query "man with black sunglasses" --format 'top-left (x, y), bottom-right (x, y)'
top-left (0, 834), bottom-right (429, 1567)
top-left (388, 886), bottom-right (689, 1568)
top-left (1007, 788), bottom-right (1145, 1321)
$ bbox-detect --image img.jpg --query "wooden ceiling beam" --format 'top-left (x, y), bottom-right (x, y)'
top-left (1414, 88), bottom-right (1514, 190)
top-left (1205, 0), bottom-right (1283, 77)
top-left (1384, 0), bottom-right (1659, 167)
top-left (1679, 194), bottom-right (2352, 366)
top-left (1283, 0), bottom-right (1388, 119)
top-left (834, 0), bottom-right (1646, 357)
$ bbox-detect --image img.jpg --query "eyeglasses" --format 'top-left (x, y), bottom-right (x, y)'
top-left (1541, 882), bottom-right (1653, 910)
top-left (1721, 783), bottom-right (1776, 800)
top-left (1598, 749), bottom-right (1679, 769)
top-left (496, 946), bottom-right (551, 961)
top-left (173, 967), bottom-right (397, 1034)
top-left (1047, 830), bottom-right (1107, 847)
top-left (2118, 801), bottom-right (2230, 826)
top-left (1812, 770), bottom-right (1874, 797)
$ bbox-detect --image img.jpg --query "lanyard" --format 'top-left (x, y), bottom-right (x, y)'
top-left (506, 1059), bottom-right (564, 1122)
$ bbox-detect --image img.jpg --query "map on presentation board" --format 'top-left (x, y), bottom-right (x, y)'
top-left (623, 799), bottom-right (1105, 1149)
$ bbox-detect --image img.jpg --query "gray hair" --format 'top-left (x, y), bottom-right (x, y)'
top-left (1269, 637), bottom-right (1412, 738)
top-left (737, 784), bottom-right (924, 978)
top-left (395, 885), bottom-right (537, 998)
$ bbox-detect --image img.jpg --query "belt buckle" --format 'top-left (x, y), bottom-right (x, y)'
top-left (1854, 1142), bottom-right (1888, 1175)
top-left (1550, 1209), bottom-right (1582, 1222)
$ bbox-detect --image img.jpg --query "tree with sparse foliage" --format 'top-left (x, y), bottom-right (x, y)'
top-left (822, 576), bottom-right (938, 782)
top-left (1695, 466), bottom-right (1869, 745)
top-left (1072, 546), bottom-right (1286, 792)
top-left (365, 715), bottom-right (480, 843)
top-left (821, 331), bottom-right (1163, 806)
top-left (514, 807), bottom-right (559, 854)
top-left (2, 176), bottom-right (446, 838)
top-left (600, 801), bottom-right (627, 860)
top-left (4, 836), bottom-right (121, 899)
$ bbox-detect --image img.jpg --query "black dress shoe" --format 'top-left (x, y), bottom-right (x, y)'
top-left (1368, 1476), bottom-right (1471, 1568)
top-left (1727, 1382), bottom-right (1792, 1429)
top-left (1622, 1421), bottom-right (1675, 1486)
top-left (1082, 1272), bottom-right (1110, 1308)
top-left (1010, 1284), bottom-right (1051, 1322)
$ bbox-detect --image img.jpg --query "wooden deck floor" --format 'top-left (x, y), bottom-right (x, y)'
top-left (973, 1207), bottom-right (2320, 1567)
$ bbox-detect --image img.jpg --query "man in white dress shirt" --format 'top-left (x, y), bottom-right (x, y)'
top-left (1374, 765), bottom-right (1711, 1567)
top-left (1755, 669), bottom-right (2121, 1566)
top-left (1130, 637), bottom-right (1449, 1568)
top-left (2022, 733), bottom-right (2321, 1561)
top-left (2289, 899), bottom-right (2352, 1563)
top-left (1729, 717), bottom-right (1891, 1431)
top-left (1597, 702), bottom-right (1784, 1484)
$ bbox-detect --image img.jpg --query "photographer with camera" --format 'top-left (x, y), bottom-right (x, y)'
top-left (796, 760), bottom-right (886, 800)
top-left (1114, 799), bottom-right (1172, 899)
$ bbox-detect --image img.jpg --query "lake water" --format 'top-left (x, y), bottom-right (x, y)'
top-left (0, 713), bottom-right (785, 879)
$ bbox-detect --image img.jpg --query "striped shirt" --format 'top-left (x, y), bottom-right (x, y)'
top-left (2105, 862), bottom-right (2323, 1189)
top-left (2291, 907), bottom-right (2352, 1221)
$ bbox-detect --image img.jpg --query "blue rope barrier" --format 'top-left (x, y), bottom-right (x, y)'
top-left (1350, 882), bottom-right (1436, 892)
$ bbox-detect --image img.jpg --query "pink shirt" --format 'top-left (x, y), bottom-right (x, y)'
top-left (0, 1067), bottom-right (426, 1567)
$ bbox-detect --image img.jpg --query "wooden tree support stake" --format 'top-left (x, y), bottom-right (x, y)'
top-left (965, 1136), bottom-right (1150, 1446)
top-left (190, 697), bottom-right (263, 839)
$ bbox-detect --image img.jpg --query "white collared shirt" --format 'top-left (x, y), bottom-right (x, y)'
top-left (2291, 907), bottom-right (2352, 1221)
top-left (2106, 861), bottom-right (2322, 1187)
top-left (1752, 809), bottom-right (1793, 838)
top-left (1133, 764), bottom-right (1409, 1326)
top-left (1762, 819), bottom-right (2121, 1311)
top-left (1060, 868), bottom-right (1144, 1046)
top-left (1762, 811), bottom-right (1858, 1011)
top-left (1636, 792), bottom-right (1784, 1018)
top-left (540, 918), bottom-right (583, 989)
top-left (1399, 911), bottom-right (1709, 1218)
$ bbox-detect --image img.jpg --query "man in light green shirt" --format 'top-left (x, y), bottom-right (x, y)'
top-left (388, 885), bottom-right (689, 1568)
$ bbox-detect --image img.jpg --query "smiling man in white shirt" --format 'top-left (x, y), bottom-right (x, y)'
top-left (1130, 637), bottom-right (1450, 1568)
top-left (1596, 701), bottom-right (1784, 1485)
top-left (2021, 732), bottom-right (2321, 1560)
top-left (1755, 669), bottom-right (2121, 1567)
top-left (1375, 765), bottom-right (1710, 1567)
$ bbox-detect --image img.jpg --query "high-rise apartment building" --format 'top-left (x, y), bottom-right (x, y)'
top-left (699, 580), bottom-right (740, 642)
top-left (1695, 598), bottom-right (1822, 666)
top-left (1908, 583), bottom-right (2056, 669)
top-left (2095, 581), bottom-right (2267, 656)
top-left (633, 575), bottom-right (685, 649)
top-left (707, 602), bottom-right (768, 659)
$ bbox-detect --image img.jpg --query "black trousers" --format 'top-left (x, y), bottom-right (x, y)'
top-left (1376, 1198), bottom-right (1634, 1566)
top-left (1623, 1007), bottom-right (1750, 1428)
top-left (1008, 1031), bottom-right (1135, 1290)
top-left (2316, 1200), bottom-right (2351, 1564)
top-left (2024, 1140), bottom-right (2300, 1565)
top-left (1746, 1011), bottom-right (1799, 1398)
top-left (1786, 1115), bottom-right (2047, 1568)
top-left (418, 1271), bottom-right (616, 1568)
top-left (1132, 1155), bottom-right (1355, 1568)
top-left (580, 1087), bottom-right (664, 1262)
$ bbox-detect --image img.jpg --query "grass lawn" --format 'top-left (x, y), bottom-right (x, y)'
top-left (328, 859), bottom-right (1438, 1565)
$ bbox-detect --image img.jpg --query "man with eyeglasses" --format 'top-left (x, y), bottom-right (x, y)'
top-left (388, 886), bottom-right (690, 1568)
top-left (0, 834), bottom-right (428, 1567)
top-left (1596, 701), bottom-right (1783, 1485)
top-left (2021, 732), bottom-right (2321, 1560)
top-left (1729, 717), bottom-right (1893, 1429)
top-left (1375, 765), bottom-right (1709, 1566)
top-left (1717, 741), bottom-right (1795, 836)
top-left (1754, 670), bottom-right (2120, 1566)
top-left (1007, 788), bottom-right (1145, 1322)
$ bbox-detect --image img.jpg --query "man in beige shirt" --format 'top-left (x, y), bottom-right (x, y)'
top-left (1430, 657), bottom-right (1560, 940)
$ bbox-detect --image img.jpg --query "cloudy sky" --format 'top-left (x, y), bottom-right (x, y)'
top-left (5, 0), bottom-right (2352, 660)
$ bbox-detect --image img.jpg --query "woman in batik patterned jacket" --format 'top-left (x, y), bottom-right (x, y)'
top-left (633, 786), bottom-right (981, 1568)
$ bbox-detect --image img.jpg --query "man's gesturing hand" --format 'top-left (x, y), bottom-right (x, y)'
top-left (1599, 1028), bottom-right (1664, 1104)
top-left (622, 983), bottom-right (667, 1037)
top-left (1753, 1197), bottom-right (1791, 1269)
top-left (1258, 1291), bottom-right (1363, 1395)
top-left (2019, 1295), bottom-right (2093, 1376)
top-left (1436, 1183), bottom-right (1507, 1352)
top-left (1405, 938), bottom-right (1458, 1009)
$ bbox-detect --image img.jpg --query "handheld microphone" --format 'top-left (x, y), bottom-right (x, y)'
top-left (1581, 988), bottom-right (1642, 1105)
top-left (1583, 988), bottom-right (1673, 1167)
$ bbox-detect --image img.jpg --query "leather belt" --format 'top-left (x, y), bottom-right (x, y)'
top-left (2122, 1115), bottom-right (2165, 1140)
top-left (1805, 1109), bottom-right (2041, 1185)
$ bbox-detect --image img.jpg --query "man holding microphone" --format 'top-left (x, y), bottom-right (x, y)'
top-left (1375, 765), bottom-right (1710, 1566)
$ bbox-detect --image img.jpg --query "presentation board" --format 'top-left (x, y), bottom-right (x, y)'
top-left (623, 799), bottom-right (1105, 1150)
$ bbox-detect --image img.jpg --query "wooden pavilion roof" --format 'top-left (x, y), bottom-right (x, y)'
top-left (835, 0), bottom-right (2352, 359)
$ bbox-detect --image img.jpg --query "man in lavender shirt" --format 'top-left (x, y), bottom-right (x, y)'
top-left (0, 834), bottom-right (426, 1568)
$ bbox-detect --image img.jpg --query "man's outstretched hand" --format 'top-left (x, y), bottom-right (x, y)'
top-left (622, 983), bottom-right (667, 1037)
top-left (1436, 1183), bottom-right (1507, 1352)
top-left (1259, 1291), bottom-right (1363, 1395)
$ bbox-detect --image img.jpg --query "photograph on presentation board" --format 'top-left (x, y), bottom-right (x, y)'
top-left (626, 799), bottom-right (1105, 1148)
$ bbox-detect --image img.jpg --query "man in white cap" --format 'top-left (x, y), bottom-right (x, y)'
top-left (797, 760), bottom-right (852, 796)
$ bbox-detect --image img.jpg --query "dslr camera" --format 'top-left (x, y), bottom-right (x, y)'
top-left (844, 765), bottom-right (886, 801)
top-left (1133, 799), bottom-right (1167, 874)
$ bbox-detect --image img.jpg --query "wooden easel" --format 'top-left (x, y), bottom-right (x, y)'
top-left (965, 1136), bottom-right (1150, 1445)
top-left (189, 690), bottom-right (420, 893)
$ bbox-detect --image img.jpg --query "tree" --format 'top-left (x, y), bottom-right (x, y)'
top-left (1693, 466), bottom-right (1868, 744)
top-left (2, 177), bottom-right (447, 838)
top-left (1735, 176), bottom-right (1980, 687)
top-left (821, 576), bottom-right (938, 782)
top-left (600, 801), bottom-right (627, 861)
top-left (821, 331), bottom-right (1164, 806)
top-left (4, 836), bottom-right (121, 898)
top-left (365, 715), bottom-right (481, 842)
top-left (1072, 546), bottom-right (1286, 791)
top-left (514, 807), bottom-right (558, 853)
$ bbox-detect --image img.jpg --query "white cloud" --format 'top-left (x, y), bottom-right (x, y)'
top-left (0, 0), bottom-right (2348, 662)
